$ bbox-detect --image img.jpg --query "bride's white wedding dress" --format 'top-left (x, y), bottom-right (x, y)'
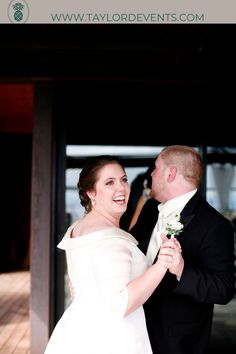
top-left (45, 226), bottom-right (152, 354)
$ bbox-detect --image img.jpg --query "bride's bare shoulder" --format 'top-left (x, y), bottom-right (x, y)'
top-left (70, 217), bottom-right (86, 238)
top-left (70, 214), bottom-right (104, 237)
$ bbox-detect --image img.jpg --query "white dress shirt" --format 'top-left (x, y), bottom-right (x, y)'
top-left (146, 189), bottom-right (197, 265)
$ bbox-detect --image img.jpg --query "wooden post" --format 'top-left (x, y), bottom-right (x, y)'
top-left (30, 83), bottom-right (53, 354)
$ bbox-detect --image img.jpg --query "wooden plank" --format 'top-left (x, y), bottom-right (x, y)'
top-left (0, 272), bottom-right (29, 319)
top-left (0, 271), bottom-right (30, 354)
top-left (0, 292), bottom-right (28, 348)
top-left (13, 327), bottom-right (30, 354)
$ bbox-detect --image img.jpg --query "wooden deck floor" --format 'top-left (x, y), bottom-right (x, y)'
top-left (0, 270), bottom-right (235, 354)
top-left (0, 271), bottom-right (30, 354)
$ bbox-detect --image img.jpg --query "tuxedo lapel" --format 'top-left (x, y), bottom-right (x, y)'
top-left (184, 190), bottom-right (201, 211)
top-left (152, 193), bottom-right (201, 263)
top-left (180, 191), bottom-right (202, 229)
top-left (181, 214), bottom-right (195, 230)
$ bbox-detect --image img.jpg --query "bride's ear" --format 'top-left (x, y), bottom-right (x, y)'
top-left (86, 190), bottom-right (95, 200)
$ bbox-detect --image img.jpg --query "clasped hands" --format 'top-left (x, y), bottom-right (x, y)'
top-left (157, 234), bottom-right (184, 280)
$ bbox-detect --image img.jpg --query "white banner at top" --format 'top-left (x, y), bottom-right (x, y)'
top-left (1, 0), bottom-right (236, 24)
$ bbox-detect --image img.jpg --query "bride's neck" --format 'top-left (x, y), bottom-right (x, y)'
top-left (93, 208), bottom-right (119, 227)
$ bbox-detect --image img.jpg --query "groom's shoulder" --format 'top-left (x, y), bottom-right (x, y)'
top-left (196, 194), bottom-right (232, 226)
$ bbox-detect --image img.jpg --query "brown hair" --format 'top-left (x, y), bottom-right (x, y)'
top-left (160, 145), bottom-right (203, 187)
top-left (77, 155), bottom-right (125, 213)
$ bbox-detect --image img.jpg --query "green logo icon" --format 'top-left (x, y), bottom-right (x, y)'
top-left (8, 0), bottom-right (29, 23)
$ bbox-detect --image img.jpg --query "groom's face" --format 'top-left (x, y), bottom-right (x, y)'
top-left (150, 157), bottom-right (168, 203)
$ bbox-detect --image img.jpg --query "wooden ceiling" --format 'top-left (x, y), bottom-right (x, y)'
top-left (0, 25), bottom-right (236, 145)
top-left (1, 24), bottom-right (236, 81)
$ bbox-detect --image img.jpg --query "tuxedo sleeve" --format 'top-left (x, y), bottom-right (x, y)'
top-left (174, 217), bottom-right (236, 304)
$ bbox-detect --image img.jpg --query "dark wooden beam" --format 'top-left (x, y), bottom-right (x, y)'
top-left (30, 83), bottom-right (53, 353)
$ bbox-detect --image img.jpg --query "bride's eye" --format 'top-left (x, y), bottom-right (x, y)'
top-left (105, 180), bottom-right (114, 186)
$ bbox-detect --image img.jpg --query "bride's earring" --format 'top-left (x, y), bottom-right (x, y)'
top-left (91, 198), bottom-right (96, 206)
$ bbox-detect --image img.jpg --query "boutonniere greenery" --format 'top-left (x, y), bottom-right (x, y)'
top-left (165, 213), bottom-right (184, 239)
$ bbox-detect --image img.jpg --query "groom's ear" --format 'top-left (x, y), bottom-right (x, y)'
top-left (167, 165), bottom-right (177, 182)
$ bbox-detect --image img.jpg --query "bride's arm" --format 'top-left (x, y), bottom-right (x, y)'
top-left (125, 238), bottom-right (180, 315)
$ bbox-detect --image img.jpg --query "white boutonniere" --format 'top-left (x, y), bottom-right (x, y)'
top-left (164, 213), bottom-right (184, 239)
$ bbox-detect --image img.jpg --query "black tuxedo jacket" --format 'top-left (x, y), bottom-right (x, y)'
top-left (130, 191), bottom-right (236, 354)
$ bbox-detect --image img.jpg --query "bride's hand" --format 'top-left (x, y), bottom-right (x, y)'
top-left (68, 278), bottom-right (75, 302)
top-left (157, 235), bottom-right (182, 269)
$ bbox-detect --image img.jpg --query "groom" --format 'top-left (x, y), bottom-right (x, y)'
top-left (130, 145), bottom-right (236, 354)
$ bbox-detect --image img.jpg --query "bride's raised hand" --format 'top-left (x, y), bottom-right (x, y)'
top-left (157, 235), bottom-right (183, 273)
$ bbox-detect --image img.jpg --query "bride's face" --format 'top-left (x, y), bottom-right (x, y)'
top-left (93, 163), bottom-right (130, 218)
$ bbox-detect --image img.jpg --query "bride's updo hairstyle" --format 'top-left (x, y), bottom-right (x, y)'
top-left (77, 155), bottom-right (125, 213)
